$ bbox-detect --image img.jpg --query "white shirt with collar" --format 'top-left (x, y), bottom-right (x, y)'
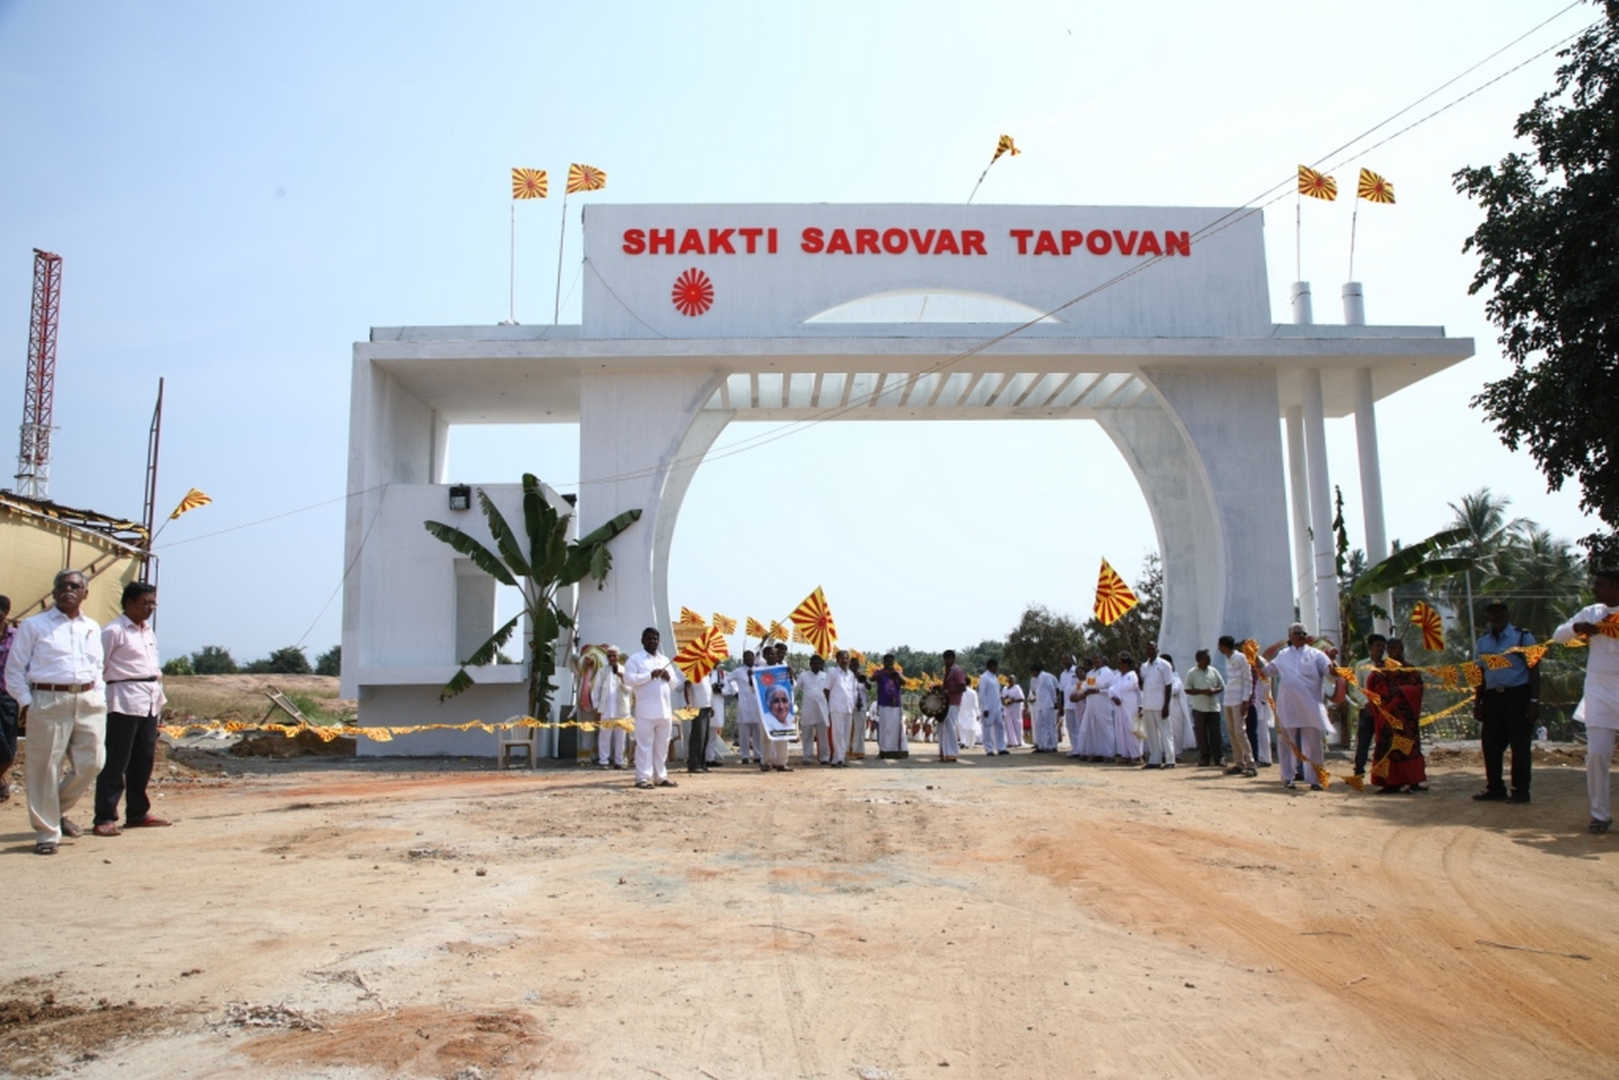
top-left (1139, 656), bottom-right (1174, 705)
top-left (1222, 651), bottom-right (1254, 706)
top-left (4, 608), bottom-right (104, 708)
top-left (591, 661), bottom-right (632, 720)
top-left (827, 666), bottom-right (858, 713)
top-left (797, 668), bottom-right (831, 725)
top-left (1032, 670), bottom-right (1060, 710)
top-left (978, 672), bottom-right (1002, 718)
top-left (623, 649), bottom-right (674, 721)
top-left (102, 613), bottom-right (167, 716)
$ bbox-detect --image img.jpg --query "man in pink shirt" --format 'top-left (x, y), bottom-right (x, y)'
top-left (94, 583), bottom-right (171, 834)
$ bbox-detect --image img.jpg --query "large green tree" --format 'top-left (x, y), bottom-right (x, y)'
top-left (1453, 3), bottom-right (1619, 560)
top-left (425, 474), bottom-right (641, 721)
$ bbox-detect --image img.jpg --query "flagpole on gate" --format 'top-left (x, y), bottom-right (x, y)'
top-left (1347, 197), bottom-right (1361, 283)
top-left (1295, 189), bottom-right (1302, 283)
top-left (553, 191), bottom-right (570, 326)
top-left (509, 201), bottom-right (518, 324)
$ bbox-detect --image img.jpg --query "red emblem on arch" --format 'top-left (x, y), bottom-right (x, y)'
top-left (671, 267), bottom-right (714, 317)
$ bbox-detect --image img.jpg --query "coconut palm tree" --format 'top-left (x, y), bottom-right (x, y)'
top-left (424, 474), bottom-right (641, 722)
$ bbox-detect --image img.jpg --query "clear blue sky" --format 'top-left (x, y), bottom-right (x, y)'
top-left (0, 0), bottom-right (1600, 662)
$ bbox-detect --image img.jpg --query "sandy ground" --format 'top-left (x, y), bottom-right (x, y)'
top-left (2, 740), bottom-right (1617, 1080)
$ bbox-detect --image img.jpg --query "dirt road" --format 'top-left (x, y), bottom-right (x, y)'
top-left (3, 747), bottom-right (1615, 1079)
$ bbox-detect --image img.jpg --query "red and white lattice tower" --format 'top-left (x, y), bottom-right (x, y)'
top-left (15, 248), bottom-right (62, 500)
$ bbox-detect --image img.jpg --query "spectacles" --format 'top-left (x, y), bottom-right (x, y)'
top-left (54, 582), bottom-right (86, 592)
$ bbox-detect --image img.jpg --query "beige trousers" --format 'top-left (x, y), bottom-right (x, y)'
top-left (25, 689), bottom-right (107, 843)
top-left (1222, 704), bottom-right (1255, 769)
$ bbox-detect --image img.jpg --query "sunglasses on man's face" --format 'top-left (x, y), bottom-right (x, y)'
top-left (54, 582), bottom-right (86, 592)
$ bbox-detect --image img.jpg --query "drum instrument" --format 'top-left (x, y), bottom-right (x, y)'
top-left (918, 688), bottom-right (949, 719)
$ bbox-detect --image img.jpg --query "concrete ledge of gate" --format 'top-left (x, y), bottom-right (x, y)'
top-left (351, 664), bottom-right (527, 687)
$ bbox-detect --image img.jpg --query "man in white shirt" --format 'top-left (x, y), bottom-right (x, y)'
top-left (849, 668), bottom-right (870, 760)
top-left (726, 651), bottom-right (762, 765)
top-left (1553, 567), bottom-right (1619, 833)
top-left (979, 659), bottom-right (1006, 756)
top-left (3, 570), bottom-right (106, 854)
top-left (1029, 662), bottom-right (1060, 752)
top-left (1059, 655), bottom-right (1083, 757)
top-left (1262, 624), bottom-right (1343, 791)
top-left (624, 627), bottom-right (678, 790)
top-left (1001, 677), bottom-right (1026, 751)
top-left (706, 672), bottom-right (729, 765)
top-left (1161, 653), bottom-right (1196, 761)
top-left (797, 654), bottom-right (832, 764)
top-left (592, 646), bottom-right (632, 769)
top-left (1251, 661), bottom-right (1275, 767)
top-left (683, 659), bottom-right (714, 775)
top-left (827, 651), bottom-right (859, 767)
top-left (1138, 642), bottom-right (1176, 769)
top-left (93, 582), bottom-right (171, 835)
top-left (1080, 656), bottom-right (1116, 762)
top-left (1217, 635), bottom-right (1258, 777)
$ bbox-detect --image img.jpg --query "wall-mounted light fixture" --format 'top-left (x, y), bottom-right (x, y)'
top-left (448, 484), bottom-right (472, 512)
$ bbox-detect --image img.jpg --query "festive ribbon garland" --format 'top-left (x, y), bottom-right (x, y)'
top-left (158, 710), bottom-right (706, 744)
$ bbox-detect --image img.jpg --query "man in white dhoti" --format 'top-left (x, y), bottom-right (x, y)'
top-left (848, 665), bottom-right (869, 760)
top-left (827, 650), bottom-right (858, 766)
top-left (938, 650), bottom-right (967, 762)
top-left (727, 650), bottom-right (764, 765)
top-left (1161, 654), bottom-right (1196, 761)
top-left (591, 646), bottom-right (632, 770)
top-left (1060, 656), bottom-right (1083, 757)
top-left (1138, 642), bottom-right (1175, 768)
top-left (1001, 677), bottom-right (1026, 752)
top-left (1217, 636), bottom-right (1258, 777)
top-left (1079, 656), bottom-right (1116, 762)
top-left (1109, 655), bottom-right (1143, 764)
top-left (1553, 567), bottom-right (1619, 833)
top-left (1030, 662), bottom-right (1061, 752)
top-left (706, 672), bottom-right (729, 764)
top-left (798, 654), bottom-right (832, 765)
top-left (872, 654), bottom-right (908, 759)
top-left (624, 628), bottom-right (678, 790)
top-left (979, 659), bottom-right (1006, 755)
top-left (1251, 662), bottom-right (1275, 767)
top-left (958, 674), bottom-right (981, 750)
top-left (1262, 624), bottom-right (1342, 791)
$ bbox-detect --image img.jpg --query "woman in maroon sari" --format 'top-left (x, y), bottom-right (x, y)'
top-left (1366, 639), bottom-right (1428, 793)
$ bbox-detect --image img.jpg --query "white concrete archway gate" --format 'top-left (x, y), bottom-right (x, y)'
top-left (343, 203), bottom-right (1471, 752)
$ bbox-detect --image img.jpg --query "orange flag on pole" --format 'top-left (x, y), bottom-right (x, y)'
top-left (511, 168), bottom-right (548, 199)
top-left (1356, 167), bottom-right (1395, 204)
top-left (566, 163), bottom-right (607, 193)
top-left (1409, 602), bottom-right (1444, 651)
top-left (788, 587), bottom-right (839, 657)
top-left (1298, 165), bottom-right (1338, 201)
top-left (1093, 559), bottom-right (1139, 626)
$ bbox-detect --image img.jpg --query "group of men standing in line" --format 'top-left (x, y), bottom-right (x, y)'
top-left (1, 572), bottom-right (173, 855)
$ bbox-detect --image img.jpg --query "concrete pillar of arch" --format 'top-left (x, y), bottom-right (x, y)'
top-left (1114, 368), bottom-right (1294, 657)
top-left (575, 371), bottom-right (727, 653)
top-left (650, 408), bottom-right (732, 636)
top-left (1097, 407), bottom-right (1222, 672)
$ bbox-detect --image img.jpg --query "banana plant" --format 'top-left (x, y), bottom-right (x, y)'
top-left (424, 474), bottom-right (642, 721)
